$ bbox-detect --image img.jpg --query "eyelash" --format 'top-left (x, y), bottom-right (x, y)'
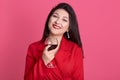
top-left (62, 19), bottom-right (67, 22)
top-left (52, 15), bottom-right (58, 18)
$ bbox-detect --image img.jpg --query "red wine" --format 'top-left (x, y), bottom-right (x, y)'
top-left (48, 44), bottom-right (57, 51)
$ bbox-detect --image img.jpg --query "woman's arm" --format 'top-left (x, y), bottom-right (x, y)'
top-left (72, 47), bottom-right (84, 80)
top-left (24, 44), bottom-right (36, 80)
top-left (24, 44), bottom-right (63, 80)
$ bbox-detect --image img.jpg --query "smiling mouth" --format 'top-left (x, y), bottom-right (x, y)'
top-left (52, 24), bottom-right (61, 29)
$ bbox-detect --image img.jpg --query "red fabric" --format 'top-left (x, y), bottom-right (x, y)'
top-left (24, 37), bottom-right (84, 80)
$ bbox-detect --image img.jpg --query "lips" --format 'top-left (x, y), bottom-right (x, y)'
top-left (52, 24), bottom-right (61, 29)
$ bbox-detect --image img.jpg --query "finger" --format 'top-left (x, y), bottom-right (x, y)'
top-left (45, 44), bottom-right (51, 49)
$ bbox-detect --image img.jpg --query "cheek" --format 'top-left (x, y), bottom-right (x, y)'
top-left (48, 18), bottom-right (55, 27)
top-left (63, 23), bottom-right (69, 30)
top-left (48, 19), bottom-right (52, 28)
top-left (60, 26), bottom-right (69, 34)
top-left (49, 17), bottom-right (56, 23)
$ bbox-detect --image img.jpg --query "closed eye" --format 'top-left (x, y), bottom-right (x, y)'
top-left (62, 19), bottom-right (68, 22)
top-left (52, 14), bottom-right (58, 18)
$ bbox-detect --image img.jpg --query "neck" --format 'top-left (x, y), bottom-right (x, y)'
top-left (48, 34), bottom-right (63, 46)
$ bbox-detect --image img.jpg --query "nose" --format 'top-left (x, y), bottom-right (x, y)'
top-left (55, 18), bottom-right (61, 24)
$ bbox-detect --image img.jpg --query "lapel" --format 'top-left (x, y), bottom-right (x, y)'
top-left (55, 37), bottom-right (72, 61)
top-left (58, 37), bottom-right (71, 51)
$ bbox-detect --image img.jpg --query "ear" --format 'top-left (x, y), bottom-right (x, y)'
top-left (66, 28), bottom-right (69, 32)
top-left (66, 30), bottom-right (69, 32)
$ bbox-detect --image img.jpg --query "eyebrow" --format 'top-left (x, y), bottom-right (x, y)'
top-left (53, 12), bottom-right (69, 19)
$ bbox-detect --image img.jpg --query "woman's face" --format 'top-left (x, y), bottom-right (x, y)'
top-left (48, 9), bottom-right (69, 36)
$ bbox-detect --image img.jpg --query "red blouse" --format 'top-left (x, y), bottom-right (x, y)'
top-left (24, 37), bottom-right (84, 80)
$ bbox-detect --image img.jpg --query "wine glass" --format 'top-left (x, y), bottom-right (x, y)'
top-left (45, 37), bottom-right (58, 51)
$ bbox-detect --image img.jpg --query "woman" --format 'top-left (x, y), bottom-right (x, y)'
top-left (24, 2), bottom-right (84, 80)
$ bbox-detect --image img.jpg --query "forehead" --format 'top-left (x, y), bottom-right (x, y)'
top-left (53, 9), bottom-right (69, 17)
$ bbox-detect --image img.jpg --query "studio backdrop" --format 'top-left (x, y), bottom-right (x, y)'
top-left (0, 0), bottom-right (120, 80)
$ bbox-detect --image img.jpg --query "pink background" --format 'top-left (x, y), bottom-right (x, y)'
top-left (0, 0), bottom-right (120, 80)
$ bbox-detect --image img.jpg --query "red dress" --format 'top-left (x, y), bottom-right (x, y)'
top-left (24, 37), bottom-right (84, 80)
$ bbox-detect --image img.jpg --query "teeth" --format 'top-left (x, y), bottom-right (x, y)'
top-left (53, 24), bottom-right (60, 29)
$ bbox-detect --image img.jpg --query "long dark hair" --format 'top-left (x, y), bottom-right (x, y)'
top-left (41, 3), bottom-right (83, 50)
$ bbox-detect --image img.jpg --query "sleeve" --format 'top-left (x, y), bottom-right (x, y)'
top-left (72, 47), bottom-right (84, 80)
top-left (24, 44), bottom-right (46, 80)
top-left (24, 44), bottom-right (63, 80)
top-left (24, 44), bottom-right (36, 80)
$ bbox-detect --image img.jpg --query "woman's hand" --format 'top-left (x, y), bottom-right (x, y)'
top-left (42, 45), bottom-right (57, 65)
